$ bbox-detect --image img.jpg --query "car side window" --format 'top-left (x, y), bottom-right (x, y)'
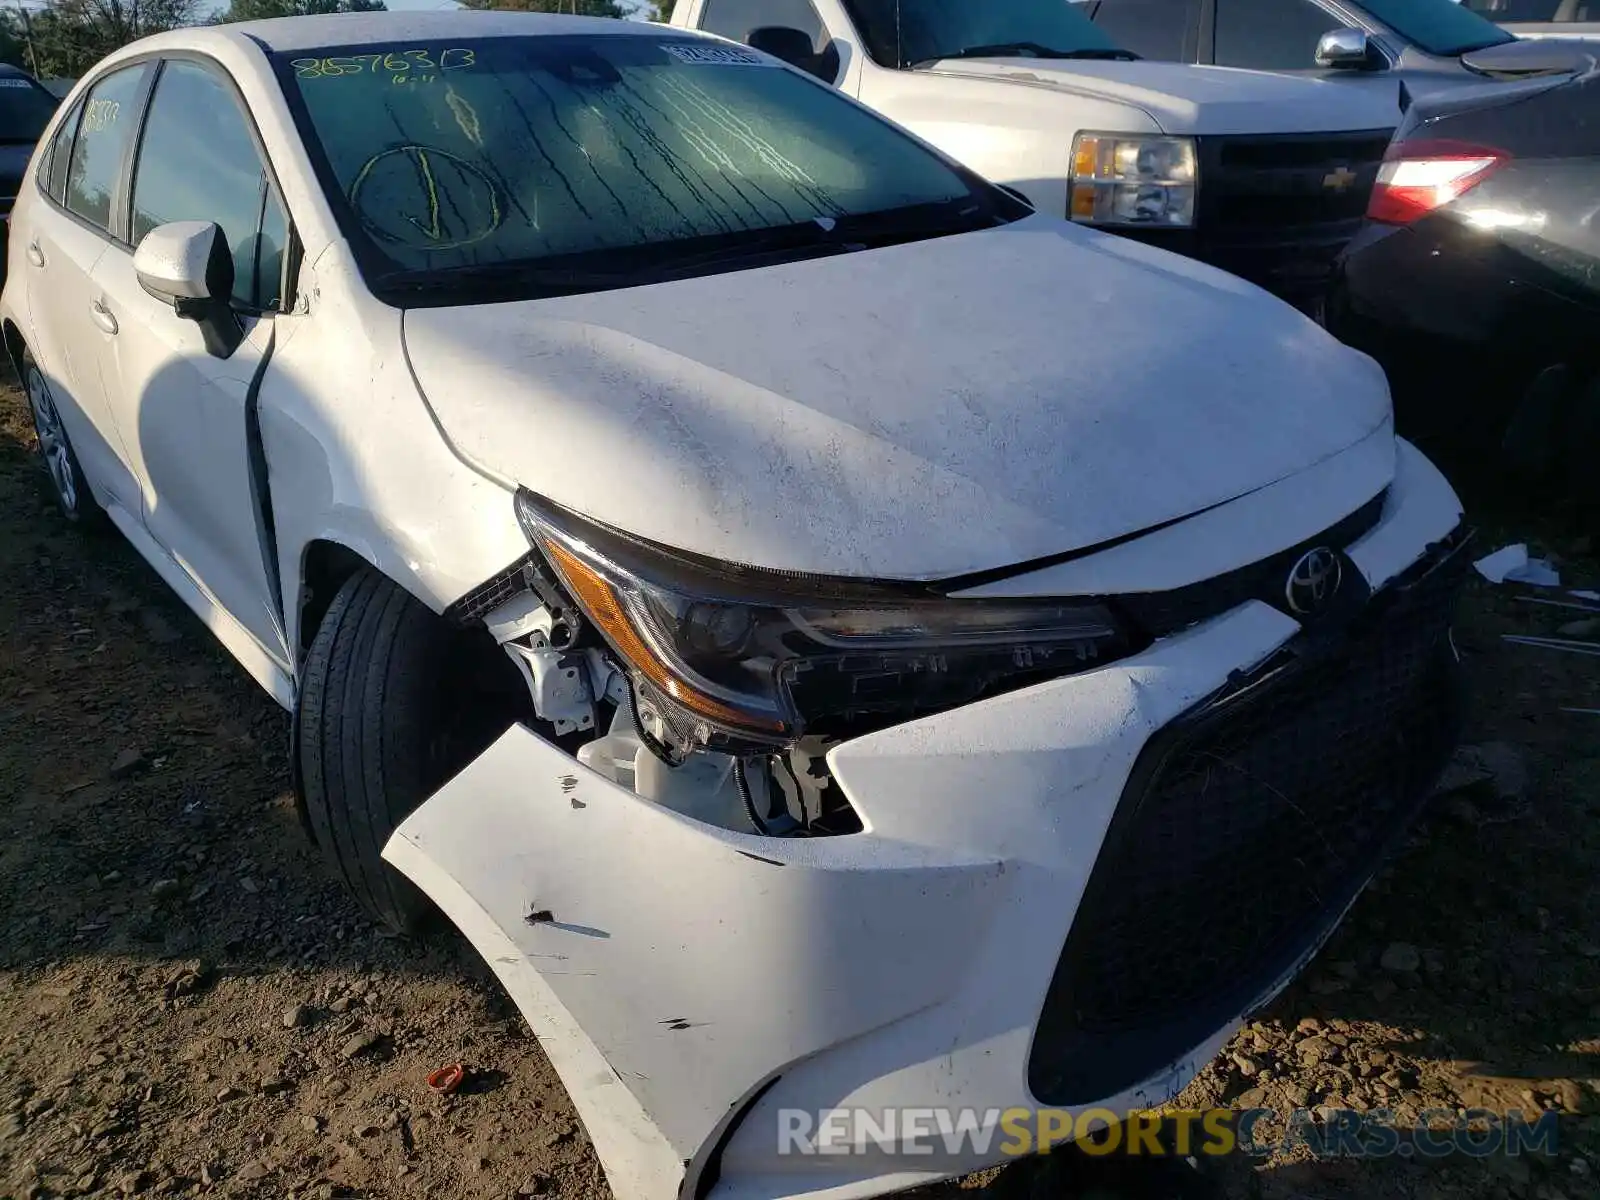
top-left (1214, 0), bottom-right (1343, 70)
top-left (699, 0), bottom-right (829, 52)
top-left (63, 65), bottom-right (148, 232)
top-left (131, 59), bottom-right (285, 310)
top-left (257, 186), bottom-right (289, 311)
top-left (42, 100), bottom-right (81, 203)
top-left (1089, 0), bottom-right (1201, 61)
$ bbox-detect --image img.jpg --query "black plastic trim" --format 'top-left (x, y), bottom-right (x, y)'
top-left (1027, 526), bottom-right (1472, 1106)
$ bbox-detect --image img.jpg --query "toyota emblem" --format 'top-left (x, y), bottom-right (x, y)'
top-left (1285, 547), bottom-right (1343, 618)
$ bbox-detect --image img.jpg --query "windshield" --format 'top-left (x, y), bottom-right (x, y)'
top-left (0, 75), bottom-right (59, 145)
top-left (1458, 0), bottom-right (1596, 23)
top-left (840, 0), bottom-right (1128, 69)
top-left (275, 34), bottom-right (1013, 303)
top-left (1361, 0), bottom-right (1515, 54)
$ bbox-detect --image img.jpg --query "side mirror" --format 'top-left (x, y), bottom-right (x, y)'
top-left (747, 25), bottom-right (841, 83)
top-left (1316, 28), bottom-right (1380, 70)
top-left (133, 220), bottom-right (242, 358)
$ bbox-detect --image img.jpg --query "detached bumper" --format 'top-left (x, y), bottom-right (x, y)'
top-left (385, 440), bottom-right (1465, 1200)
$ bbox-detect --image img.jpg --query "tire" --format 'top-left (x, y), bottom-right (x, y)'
top-left (296, 567), bottom-right (524, 935)
top-left (22, 348), bottom-right (102, 526)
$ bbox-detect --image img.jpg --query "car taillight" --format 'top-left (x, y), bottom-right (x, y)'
top-left (1367, 139), bottom-right (1509, 226)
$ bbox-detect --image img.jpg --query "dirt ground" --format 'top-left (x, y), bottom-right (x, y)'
top-left (1, 373), bottom-right (1598, 1200)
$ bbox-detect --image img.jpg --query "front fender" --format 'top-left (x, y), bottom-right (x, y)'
top-left (260, 244), bottom-right (529, 660)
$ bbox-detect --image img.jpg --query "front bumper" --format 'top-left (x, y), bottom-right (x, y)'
top-left (385, 439), bottom-right (1465, 1200)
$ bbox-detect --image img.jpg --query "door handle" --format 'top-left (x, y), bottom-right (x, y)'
top-left (25, 241), bottom-right (43, 268)
top-left (90, 300), bottom-right (118, 335)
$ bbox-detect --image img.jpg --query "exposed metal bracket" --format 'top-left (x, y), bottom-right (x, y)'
top-left (505, 643), bottom-right (597, 736)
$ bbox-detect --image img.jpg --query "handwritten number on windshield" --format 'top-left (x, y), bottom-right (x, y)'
top-left (292, 48), bottom-right (475, 79)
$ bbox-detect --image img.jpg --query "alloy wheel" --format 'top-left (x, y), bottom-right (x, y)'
top-left (26, 364), bottom-right (78, 515)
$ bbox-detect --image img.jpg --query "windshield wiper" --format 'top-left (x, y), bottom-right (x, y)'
top-left (375, 204), bottom-right (1006, 302)
top-left (374, 226), bottom-right (853, 302)
top-left (642, 221), bottom-right (855, 275)
top-left (835, 197), bottom-right (1003, 241)
top-left (918, 42), bottom-right (1140, 66)
top-left (376, 262), bottom-right (632, 299)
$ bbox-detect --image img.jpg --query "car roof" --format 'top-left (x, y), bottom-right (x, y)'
top-left (222, 11), bottom-right (674, 54)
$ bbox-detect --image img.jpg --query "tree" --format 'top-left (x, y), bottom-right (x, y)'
top-left (3, 0), bottom-right (199, 80)
top-left (214, 0), bottom-right (385, 23)
top-left (646, 0), bottom-right (673, 20)
top-left (0, 15), bottom-right (34, 74)
top-left (457, 0), bottom-right (629, 16)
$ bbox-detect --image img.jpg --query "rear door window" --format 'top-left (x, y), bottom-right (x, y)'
top-left (45, 105), bottom-right (79, 202)
top-left (63, 64), bottom-right (149, 232)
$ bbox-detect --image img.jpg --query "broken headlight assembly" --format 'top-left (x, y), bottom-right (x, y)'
top-left (515, 491), bottom-right (1133, 762)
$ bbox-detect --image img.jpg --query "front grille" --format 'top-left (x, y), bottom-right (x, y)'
top-left (1028, 531), bottom-right (1469, 1105)
top-left (1119, 129), bottom-right (1391, 305)
top-left (1117, 488), bottom-right (1386, 638)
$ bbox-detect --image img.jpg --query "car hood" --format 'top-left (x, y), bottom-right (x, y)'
top-left (403, 215), bottom-right (1391, 581)
top-left (915, 58), bottom-right (1402, 135)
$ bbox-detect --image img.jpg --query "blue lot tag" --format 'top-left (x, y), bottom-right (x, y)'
top-left (662, 43), bottom-right (774, 66)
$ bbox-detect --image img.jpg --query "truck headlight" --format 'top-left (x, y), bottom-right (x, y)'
top-left (1069, 133), bottom-right (1197, 228)
top-left (515, 490), bottom-right (1132, 758)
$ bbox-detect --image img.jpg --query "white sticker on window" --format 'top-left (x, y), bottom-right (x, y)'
top-left (662, 42), bottom-right (773, 66)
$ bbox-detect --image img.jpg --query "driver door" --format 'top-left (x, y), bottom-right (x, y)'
top-left (89, 56), bottom-right (293, 672)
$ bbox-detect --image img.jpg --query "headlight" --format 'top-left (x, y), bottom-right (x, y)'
top-left (1069, 133), bottom-right (1197, 228)
top-left (515, 491), bottom-right (1131, 757)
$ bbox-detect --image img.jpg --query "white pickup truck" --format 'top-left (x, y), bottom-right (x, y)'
top-left (668, 0), bottom-right (1403, 312)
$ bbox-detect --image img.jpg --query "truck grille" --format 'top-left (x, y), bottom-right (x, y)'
top-left (1198, 129), bottom-right (1392, 302)
top-left (1118, 129), bottom-right (1391, 309)
top-left (1028, 532), bottom-right (1467, 1106)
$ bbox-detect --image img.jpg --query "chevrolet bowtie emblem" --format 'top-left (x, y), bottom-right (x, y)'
top-left (1323, 165), bottom-right (1357, 191)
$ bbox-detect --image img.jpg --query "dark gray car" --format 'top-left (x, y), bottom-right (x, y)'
top-left (0, 61), bottom-right (59, 281)
top-left (0, 64), bottom-right (58, 219)
top-left (1077, 0), bottom-right (1595, 100)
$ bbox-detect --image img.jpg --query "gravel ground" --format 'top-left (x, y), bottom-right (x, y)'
top-left (1, 376), bottom-right (1598, 1200)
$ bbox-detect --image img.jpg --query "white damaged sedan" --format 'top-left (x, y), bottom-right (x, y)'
top-left (5, 11), bottom-right (1468, 1200)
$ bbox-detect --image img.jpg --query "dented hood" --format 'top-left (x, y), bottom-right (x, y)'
top-left (403, 216), bottom-right (1391, 580)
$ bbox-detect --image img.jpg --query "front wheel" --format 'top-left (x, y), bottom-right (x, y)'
top-left (23, 350), bottom-right (100, 525)
top-left (295, 567), bottom-right (526, 934)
